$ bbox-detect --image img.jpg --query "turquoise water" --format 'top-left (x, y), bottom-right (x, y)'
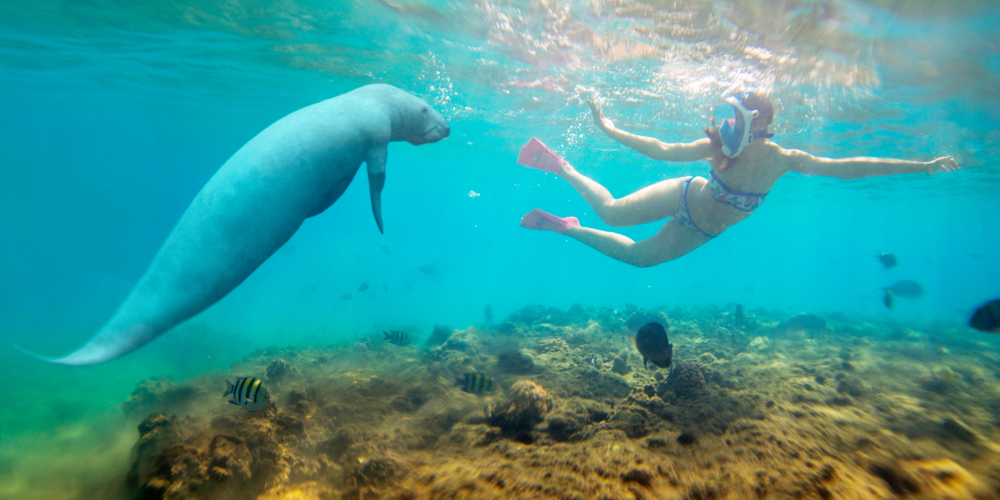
top-left (1, 0), bottom-right (998, 498)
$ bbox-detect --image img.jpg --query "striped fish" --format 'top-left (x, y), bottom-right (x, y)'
top-left (383, 330), bottom-right (408, 345)
top-left (224, 376), bottom-right (272, 410)
top-left (458, 373), bottom-right (495, 394)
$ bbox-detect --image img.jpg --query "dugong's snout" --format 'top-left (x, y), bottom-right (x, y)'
top-left (409, 107), bottom-right (449, 145)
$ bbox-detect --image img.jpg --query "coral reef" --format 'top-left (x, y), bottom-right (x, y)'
top-left (116, 305), bottom-right (1000, 500)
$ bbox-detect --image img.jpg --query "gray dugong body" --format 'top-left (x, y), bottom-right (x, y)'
top-left (19, 84), bottom-right (449, 365)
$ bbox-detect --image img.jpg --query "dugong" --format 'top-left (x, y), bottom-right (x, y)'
top-left (18, 84), bottom-right (449, 365)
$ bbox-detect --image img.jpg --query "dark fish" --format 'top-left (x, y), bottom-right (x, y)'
top-left (381, 245), bottom-right (391, 255)
top-left (340, 293), bottom-right (352, 301)
top-left (419, 264), bottom-right (437, 275)
top-left (884, 280), bottom-right (924, 298)
top-left (383, 283), bottom-right (389, 292)
top-left (458, 373), bottom-right (495, 394)
top-left (358, 283), bottom-right (369, 292)
top-left (734, 304), bottom-right (744, 326)
top-left (631, 322), bottom-right (673, 369)
top-left (384, 330), bottom-right (408, 345)
top-left (484, 305), bottom-right (493, 323)
top-left (884, 290), bottom-right (894, 309)
top-left (969, 299), bottom-right (1000, 333)
top-left (876, 253), bottom-right (898, 269)
top-left (224, 376), bottom-right (271, 410)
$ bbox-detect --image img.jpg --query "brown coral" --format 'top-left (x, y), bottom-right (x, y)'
top-left (487, 380), bottom-right (552, 434)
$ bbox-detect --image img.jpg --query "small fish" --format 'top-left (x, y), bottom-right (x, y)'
top-left (383, 283), bottom-right (389, 292)
top-left (419, 264), bottom-right (437, 275)
top-left (224, 377), bottom-right (271, 411)
top-left (484, 305), bottom-right (493, 323)
top-left (969, 299), bottom-right (1000, 333)
top-left (734, 304), bottom-right (744, 326)
top-left (340, 293), bottom-right (352, 301)
top-left (468, 190), bottom-right (480, 198)
top-left (458, 373), bottom-right (495, 394)
top-left (883, 280), bottom-right (925, 298)
top-left (631, 322), bottom-right (673, 369)
top-left (884, 290), bottom-right (894, 309)
top-left (381, 245), bottom-right (391, 255)
top-left (384, 330), bottom-right (408, 345)
top-left (876, 253), bottom-right (898, 269)
top-left (358, 283), bottom-right (369, 292)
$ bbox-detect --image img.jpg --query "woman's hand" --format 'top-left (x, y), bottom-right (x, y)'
top-left (927, 156), bottom-right (960, 174)
top-left (587, 99), bottom-right (615, 133)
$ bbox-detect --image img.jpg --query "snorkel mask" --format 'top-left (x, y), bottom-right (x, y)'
top-left (713, 92), bottom-right (759, 158)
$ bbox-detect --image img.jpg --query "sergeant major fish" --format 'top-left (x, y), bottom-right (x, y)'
top-left (458, 373), bottom-right (495, 394)
top-left (384, 330), bottom-right (408, 345)
top-left (224, 376), bottom-right (272, 411)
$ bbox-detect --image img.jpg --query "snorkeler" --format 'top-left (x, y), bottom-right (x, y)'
top-left (518, 92), bottom-right (961, 267)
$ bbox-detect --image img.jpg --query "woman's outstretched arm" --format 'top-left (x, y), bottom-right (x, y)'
top-left (588, 100), bottom-right (712, 163)
top-left (780, 147), bottom-right (960, 178)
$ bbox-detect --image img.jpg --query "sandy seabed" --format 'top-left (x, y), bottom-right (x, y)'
top-left (20, 304), bottom-right (1000, 500)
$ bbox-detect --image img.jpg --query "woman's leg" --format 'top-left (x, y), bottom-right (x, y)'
top-left (557, 163), bottom-right (689, 227)
top-left (563, 219), bottom-right (711, 268)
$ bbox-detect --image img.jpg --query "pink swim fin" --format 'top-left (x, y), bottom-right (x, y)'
top-left (517, 137), bottom-right (564, 173)
top-left (519, 209), bottom-right (579, 234)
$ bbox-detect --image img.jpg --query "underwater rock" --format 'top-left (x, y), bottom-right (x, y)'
top-left (496, 349), bottom-right (538, 374)
top-left (121, 378), bottom-right (202, 419)
top-left (776, 313), bottom-right (828, 334)
top-left (265, 358), bottom-right (299, 383)
top-left (658, 362), bottom-right (708, 400)
top-left (442, 328), bottom-right (479, 354)
top-left (626, 310), bottom-right (670, 332)
top-left (920, 365), bottom-right (961, 394)
top-left (426, 324), bottom-right (452, 345)
top-left (487, 380), bottom-right (552, 434)
top-left (611, 352), bottom-right (630, 375)
top-left (605, 404), bottom-right (660, 439)
top-left (940, 416), bottom-right (980, 444)
top-left (748, 336), bottom-right (770, 351)
top-left (535, 338), bottom-right (570, 354)
top-left (565, 331), bottom-right (590, 348)
top-left (543, 397), bottom-right (611, 442)
top-left (676, 432), bottom-right (697, 445)
top-left (557, 366), bottom-right (633, 400)
top-left (351, 456), bottom-right (408, 487)
top-left (505, 305), bottom-right (576, 326)
top-left (836, 377), bottom-right (868, 398)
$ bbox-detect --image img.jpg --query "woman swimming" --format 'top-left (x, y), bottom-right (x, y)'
top-left (518, 91), bottom-right (961, 268)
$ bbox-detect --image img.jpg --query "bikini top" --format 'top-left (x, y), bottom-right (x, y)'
top-left (708, 172), bottom-right (769, 213)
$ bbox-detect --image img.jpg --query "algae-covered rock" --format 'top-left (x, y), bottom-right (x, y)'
top-left (611, 352), bottom-right (630, 375)
top-left (487, 380), bottom-right (552, 434)
top-left (265, 358), bottom-right (299, 383)
top-left (535, 338), bottom-right (570, 354)
top-left (121, 378), bottom-right (203, 419)
top-left (496, 349), bottom-right (538, 374)
top-left (626, 310), bottom-right (670, 332)
top-left (658, 362), bottom-right (708, 400)
top-left (426, 324), bottom-right (452, 345)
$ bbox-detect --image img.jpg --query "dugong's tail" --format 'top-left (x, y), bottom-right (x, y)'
top-left (14, 323), bottom-right (161, 365)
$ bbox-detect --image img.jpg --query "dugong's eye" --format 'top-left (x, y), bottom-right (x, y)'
top-left (422, 107), bottom-right (428, 114)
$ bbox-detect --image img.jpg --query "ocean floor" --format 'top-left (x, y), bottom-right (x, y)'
top-left (6, 304), bottom-right (1000, 500)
